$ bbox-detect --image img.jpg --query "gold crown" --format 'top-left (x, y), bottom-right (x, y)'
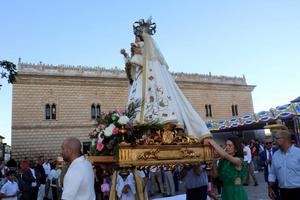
top-left (133, 17), bottom-right (156, 36)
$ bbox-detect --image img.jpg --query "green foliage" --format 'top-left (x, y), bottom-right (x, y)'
top-left (126, 99), bottom-right (142, 119)
top-left (0, 60), bottom-right (17, 88)
top-left (134, 121), bottom-right (162, 134)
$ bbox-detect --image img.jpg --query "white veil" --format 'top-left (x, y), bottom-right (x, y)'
top-left (136, 32), bottom-right (211, 139)
top-left (142, 32), bottom-right (169, 68)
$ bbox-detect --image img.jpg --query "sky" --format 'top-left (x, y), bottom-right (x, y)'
top-left (1, 0), bottom-right (300, 145)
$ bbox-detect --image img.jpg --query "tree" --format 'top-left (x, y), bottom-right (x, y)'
top-left (0, 60), bottom-right (17, 89)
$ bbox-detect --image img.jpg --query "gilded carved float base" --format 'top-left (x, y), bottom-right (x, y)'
top-left (88, 144), bottom-right (215, 167)
top-left (118, 144), bottom-right (215, 167)
top-left (89, 125), bottom-right (215, 167)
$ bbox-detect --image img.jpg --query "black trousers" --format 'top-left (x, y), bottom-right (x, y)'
top-left (280, 188), bottom-right (300, 200)
top-left (22, 187), bottom-right (38, 200)
top-left (271, 182), bottom-right (280, 200)
top-left (186, 185), bottom-right (207, 200)
top-left (51, 186), bottom-right (58, 200)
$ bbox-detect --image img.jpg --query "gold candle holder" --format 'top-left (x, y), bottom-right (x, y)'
top-left (119, 125), bottom-right (128, 145)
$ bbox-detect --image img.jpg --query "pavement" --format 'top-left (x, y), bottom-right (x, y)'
top-left (244, 171), bottom-right (269, 200)
top-left (151, 171), bottom-right (269, 200)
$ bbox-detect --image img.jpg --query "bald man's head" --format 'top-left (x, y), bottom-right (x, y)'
top-left (61, 137), bottom-right (81, 162)
top-left (65, 137), bottom-right (81, 153)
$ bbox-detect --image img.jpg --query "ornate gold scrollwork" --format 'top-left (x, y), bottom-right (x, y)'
top-left (144, 131), bottom-right (162, 145)
top-left (142, 126), bottom-right (201, 145)
top-left (173, 135), bottom-right (190, 145)
top-left (137, 148), bottom-right (160, 160)
top-left (188, 137), bottom-right (200, 144)
top-left (180, 149), bottom-right (196, 158)
top-left (162, 129), bottom-right (175, 144)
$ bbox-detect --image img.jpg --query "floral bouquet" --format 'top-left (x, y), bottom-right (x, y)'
top-left (89, 100), bottom-right (162, 156)
top-left (89, 108), bottom-right (135, 156)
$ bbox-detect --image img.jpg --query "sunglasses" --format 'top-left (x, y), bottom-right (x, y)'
top-left (265, 142), bottom-right (272, 145)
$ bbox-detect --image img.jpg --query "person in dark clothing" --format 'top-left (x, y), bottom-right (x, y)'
top-left (259, 137), bottom-right (280, 200)
top-left (36, 157), bottom-right (47, 200)
top-left (173, 166), bottom-right (180, 192)
top-left (21, 162), bottom-right (37, 200)
top-left (30, 162), bottom-right (39, 200)
top-left (93, 166), bottom-right (101, 200)
top-left (49, 162), bottom-right (59, 200)
top-left (6, 158), bottom-right (17, 170)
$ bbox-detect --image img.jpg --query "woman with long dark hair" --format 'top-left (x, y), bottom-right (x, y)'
top-left (207, 137), bottom-right (248, 200)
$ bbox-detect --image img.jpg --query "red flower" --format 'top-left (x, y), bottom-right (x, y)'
top-left (98, 124), bottom-right (106, 129)
top-left (113, 127), bottom-right (119, 135)
top-left (97, 141), bottom-right (104, 152)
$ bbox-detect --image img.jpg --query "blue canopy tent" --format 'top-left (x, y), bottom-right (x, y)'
top-left (206, 101), bottom-right (300, 143)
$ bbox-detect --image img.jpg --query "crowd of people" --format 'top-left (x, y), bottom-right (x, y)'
top-left (0, 156), bottom-right (65, 200)
top-left (0, 125), bottom-right (299, 200)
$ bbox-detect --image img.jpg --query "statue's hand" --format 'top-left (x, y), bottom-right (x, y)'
top-left (120, 49), bottom-right (127, 56)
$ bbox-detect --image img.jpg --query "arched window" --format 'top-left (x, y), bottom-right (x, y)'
top-left (208, 104), bottom-right (212, 117)
top-left (232, 104), bottom-right (238, 116)
top-left (205, 104), bottom-right (209, 117)
top-left (91, 104), bottom-right (96, 119)
top-left (45, 103), bottom-right (57, 120)
top-left (205, 104), bottom-right (213, 117)
top-left (45, 104), bottom-right (51, 120)
top-left (232, 105), bottom-right (235, 116)
top-left (234, 104), bottom-right (238, 116)
top-left (96, 104), bottom-right (101, 119)
top-left (51, 104), bottom-right (56, 120)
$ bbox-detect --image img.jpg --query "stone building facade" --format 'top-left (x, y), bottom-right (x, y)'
top-left (12, 62), bottom-right (255, 160)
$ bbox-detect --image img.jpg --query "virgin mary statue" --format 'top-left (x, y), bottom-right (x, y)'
top-left (121, 18), bottom-right (211, 140)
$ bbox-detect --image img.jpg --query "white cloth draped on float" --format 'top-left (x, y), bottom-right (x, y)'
top-left (127, 32), bottom-right (211, 139)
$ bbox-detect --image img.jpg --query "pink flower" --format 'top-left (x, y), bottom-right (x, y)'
top-left (98, 124), bottom-right (106, 129)
top-left (103, 112), bottom-right (108, 116)
top-left (117, 108), bottom-right (125, 114)
top-left (113, 127), bottom-right (119, 135)
top-left (97, 141), bottom-right (104, 152)
top-left (93, 130), bottom-right (99, 136)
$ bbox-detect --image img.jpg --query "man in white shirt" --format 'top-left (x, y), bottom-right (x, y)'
top-left (61, 137), bottom-right (95, 200)
top-left (243, 142), bottom-right (252, 164)
top-left (43, 159), bottom-right (51, 179)
top-left (0, 170), bottom-right (19, 200)
top-left (243, 141), bottom-right (258, 186)
top-left (268, 126), bottom-right (300, 199)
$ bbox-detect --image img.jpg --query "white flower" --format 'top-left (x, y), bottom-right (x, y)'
top-left (91, 139), bottom-right (96, 147)
top-left (104, 128), bottom-right (113, 137)
top-left (108, 123), bottom-right (116, 129)
top-left (118, 115), bottom-right (130, 125)
top-left (104, 124), bottom-right (115, 137)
